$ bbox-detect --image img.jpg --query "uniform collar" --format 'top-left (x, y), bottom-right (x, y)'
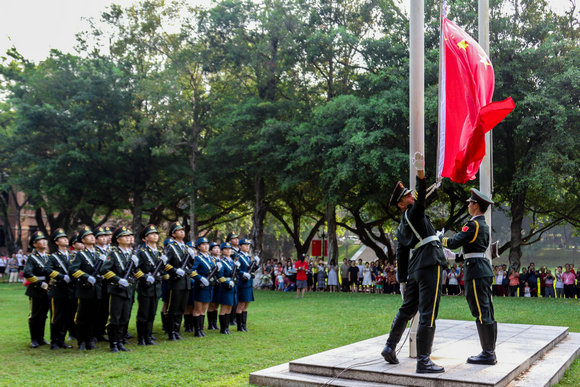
top-left (470, 214), bottom-right (485, 221)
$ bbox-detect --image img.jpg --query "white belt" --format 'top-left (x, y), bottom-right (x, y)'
top-left (464, 253), bottom-right (486, 259)
top-left (414, 235), bottom-right (440, 250)
top-left (36, 276), bottom-right (46, 280)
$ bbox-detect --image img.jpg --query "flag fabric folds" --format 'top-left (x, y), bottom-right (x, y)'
top-left (437, 17), bottom-right (515, 184)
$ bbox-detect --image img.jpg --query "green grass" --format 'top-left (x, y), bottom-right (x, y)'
top-left (0, 283), bottom-right (578, 386)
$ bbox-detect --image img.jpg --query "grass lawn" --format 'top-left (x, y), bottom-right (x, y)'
top-left (0, 283), bottom-right (578, 386)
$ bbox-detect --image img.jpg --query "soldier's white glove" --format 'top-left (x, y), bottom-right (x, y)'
top-left (200, 277), bottom-right (209, 287)
top-left (228, 280), bottom-right (234, 289)
top-left (443, 248), bottom-right (456, 260)
top-left (187, 247), bottom-right (196, 257)
top-left (41, 282), bottom-right (49, 290)
top-left (253, 256), bottom-right (261, 265)
top-left (87, 276), bottom-right (96, 285)
top-left (399, 282), bottom-right (407, 299)
top-left (436, 228), bottom-right (445, 239)
top-left (118, 278), bottom-right (129, 288)
top-left (131, 255), bottom-right (139, 266)
top-left (242, 272), bottom-right (251, 280)
top-left (216, 261), bottom-right (223, 270)
top-left (413, 152), bottom-right (425, 170)
top-left (146, 275), bottom-right (155, 285)
top-left (234, 261), bottom-right (241, 268)
top-left (160, 254), bottom-right (168, 264)
top-left (63, 275), bottom-right (71, 283)
top-left (99, 254), bottom-right (107, 262)
top-left (175, 268), bottom-right (185, 277)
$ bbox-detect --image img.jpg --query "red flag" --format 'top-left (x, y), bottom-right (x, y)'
top-left (437, 17), bottom-right (515, 184)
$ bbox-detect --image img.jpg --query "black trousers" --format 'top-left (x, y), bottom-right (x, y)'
top-left (96, 285), bottom-right (109, 336)
top-left (75, 297), bottom-right (98, 342)
top-left (29, 294), bottom-right (50, 340)
top-left (395, 265), bottom-right (443, 327)
top-left (50, 296), bottom-right (69, 342)
top-left (167, 289), bottom-right (188, 317)
top-left (66, 297), bottom-right (77, 338)
top-left (341, 278), bottom-right (349, 292)
top-left (108, 294), bottom-right (133, 326)
top-left (465, 276), bottom-right (495, 325)
top-left (137, 294), bottom-right (159, 323)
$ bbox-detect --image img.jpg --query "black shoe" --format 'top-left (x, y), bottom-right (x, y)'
top-left (78, 342), bottom-right (87, 351)
top-left (137, 321), bottom-right (146, 346)
top-left (174, 317), bottom-right (183, 339)
top-left (199, 315), bottom-right (206, 337)
top-left (236, 313), bottom-right (244, 332)
top-left (50, 343), bottom-right (61, 350)
top-left (241, 311), bottom-right (248, 332)
top-left (38, 339), bottom-right (49, 346)
top-left (110, 344), bottom-right (120, 353)
top-left (416, 325), bottom-right (444, 374)
top-left (30, 340), bottom-right (40, 349)
top-left (381, 344), bottom-right (398, 364)
top-left (219, 314), bottom-right (230, 334)
top-left (59, 341), bottom-right (72, 349)
top-left (193, 315), bottom-right (202, 337)
top-left (117, 342), bottom-right (130, 352)
top-left (86, 341), bottom-right (96, 350)
top-left (467, 322), bottom-right (497, 365)
top-left (207, 311), bottom-right (218, 330)
top-left (381, 316), bottom-right (408, 364)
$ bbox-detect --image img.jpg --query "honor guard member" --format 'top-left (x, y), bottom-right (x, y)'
top-left (440, 189), bottom-right (497, 365)
top-left (162, 221), bottom-right (191, 340)
top-left (104, 226), bottom-right (113, 250)
top-left (45, 228), bottom-right (73, 349)
top-left (101, 226), bottom-right (142, 352)
top-left (216, 242), bottom-right (239, 334)
top-left (236, 239), bottom-right (260, 332)
top-left (381, 153), bottom-right (447, 374)
top-left (66, 232), bottom-right (84, 341)
top-left (159, 237), bottom-right (173, 335)
top-left (190, 237), bottom-right (218, 337)
top-left (183, 240), bottom-right (197, 333)
top-left (93, 226), bottom-right (110, 342)
top-left (135, 224), bottom-right (163, 345)
top-left (206, 242), bottom-right (222, 331)
top-left (23, 231), bottom-right (51, 348)
top-left (68, 226), bottom-right (104, 350)
top-left (226, 232), bottom-right (240, 326)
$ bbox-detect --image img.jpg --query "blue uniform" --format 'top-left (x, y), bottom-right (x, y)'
top-left (217, 256), bottom-right (237, 306)
top-left (191, 253), bottom-right (216, 303)
top-left (237, 252), bottom-right (254, 302)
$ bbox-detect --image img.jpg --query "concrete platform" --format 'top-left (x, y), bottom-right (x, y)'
top-left (250, 319), bottom-right (580, 387)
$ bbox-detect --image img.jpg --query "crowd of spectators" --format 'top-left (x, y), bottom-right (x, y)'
top-left (0, 250), bottom-right (26, 283)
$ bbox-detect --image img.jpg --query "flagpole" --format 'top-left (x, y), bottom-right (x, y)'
top-left (408, 0), bottom-right (424, 359)
top-left (478, 0), bottom-right (493, 259)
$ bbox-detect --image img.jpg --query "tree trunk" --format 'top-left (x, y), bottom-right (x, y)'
top-left (0, 193), bottom-right (16, 254)
top-left (508, 189), bottom-right (527, 271)
top-left (132, 191), bottom-right (143, 240)
top-left (250, 175), bottom-right (266, 257)
top-left (34, 208), bottom-right (48, 236)
top-left (326, 203), bottom-right (338, 264)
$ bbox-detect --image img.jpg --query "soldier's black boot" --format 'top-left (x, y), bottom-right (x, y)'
top-left (116, 326), bottom-right (130, 352)
top-left (207, 311), bottom-right (218, 330)
top-left (145, 321), bottom-right (157, 345)
top-left (137, 321), bottom-right (146, 346)
top-left (219, 314), bottom-right (229, 334)
top-left (161, 311), bottom-right (168, 333)
top-left (193, 315), bottom-right (202, 337)
top-left (416, 325), bottom-right (445, 374)
top-left (38, 318), bottom-right (49, 345)
top-left (199, 315), bottom-right (206, 337)
top-left (30, 320), bottom-right (40, 348)
top-left (230, 307), bottom-right (237, 325)
top-left (108, 325), bottom-right (119, 353)
top-left (241, 311), bottom-right (248, 332)
top-left (236, 313), bottom-right (243, 332)
top-left (174, 316), bottom-right (183, 340)
top-left (166, 315), bottom-right (177, 341)
top-left (224, 314), bottom-right (231, 334)
top-left (467, 322), bottom-right (497, 365)
top-left (381, 316), bottom-right (408, 364)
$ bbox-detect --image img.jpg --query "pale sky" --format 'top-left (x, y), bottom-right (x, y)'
top-left (0, 0), bottom-right (577, 63)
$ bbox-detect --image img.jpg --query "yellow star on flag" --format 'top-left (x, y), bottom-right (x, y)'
top-left (479, 54), bottom-right (492, 68)
top-left (457, 40), bottom-right (469, 50)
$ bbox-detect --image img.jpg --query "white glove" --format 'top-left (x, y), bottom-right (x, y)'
top-left (234, 261), bottom-right (241, 268)
top-left (399, 282), bottom-right (407, 299)
top-left (131, 255), bottom-right (139, 266)
top-left (176, 268), bottom-right (185, 277)
top-left (99, 254), bottom-right (107, 262)
top-left (242, 272), bottom-right (251, 280)
top-left (146, 275), bottom-right (155, 285)
top-left (436, 228), bottom-right (445, 239)
top-left (200, 277), bottom-right (209, 287)
top-left (253, 256), bottom-right (261, 265)
top-left (228, 280), bottom-right (234, 289)
top-left (443, 248), bottom-right (456, 260)
top-left (160, 254), bottom-right (168, 264)
top-left (118, 278), bottom-right (129, 287)
top-left (63, 275), bottom-right (71, 283)
top-left (216, 261), bottom-right (223, 270)
top-left (87, 276), bottom-right (96, 285)
top-left (187, 247), bottom-right (196, 257)
top-left (41, 282), bottom-right (49, 290)
top-left (413, 152), bottom-right (425, 170)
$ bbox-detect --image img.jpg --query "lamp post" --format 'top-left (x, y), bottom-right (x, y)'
top-left (321, 231), bottom-right (327, 260)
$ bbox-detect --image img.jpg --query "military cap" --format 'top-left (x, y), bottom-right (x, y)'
top-left (29, 231), bottom-right (47, 247)
top-left (239, 238), bottom-right (252, 245)
top-left (78, 226), bottom-right (93, 241)
top-left (195, 237), bottom-right (210, 247)
top-left (220, 242), bottom-right (233, 250)
top-left (140, 224), bottom-right (158, 239)
top-left (51, 228), bottom-right (67, 242)
top-left (168, 221), bottom-right (184, 235)
top-left (186, 240), bottom-right (194, 248)
top-left (468, 188), bottom-right (493, 212)
top-left (113, 226), bottom-right (133, 241)
top-left (226, 232), bottom-right (239, 242)
top-left (389, 181), bottom-right (413, 207)
top-left (94, 226), bottom-right (107, 238)
top-left (104, 226), bottom-right (113, 235)
top-left (69, 232), bottom-right (80, 246)
top-left (209, 242), bottom-right (220, 250)
top-left (164, 238), bottom-right (173, 248)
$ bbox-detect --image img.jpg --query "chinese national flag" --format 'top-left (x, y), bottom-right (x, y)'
top-left (438, 17), bottom-right (515, 184)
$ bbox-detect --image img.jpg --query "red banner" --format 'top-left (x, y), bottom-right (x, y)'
top-left (311, 240), bottom-right (327, 257)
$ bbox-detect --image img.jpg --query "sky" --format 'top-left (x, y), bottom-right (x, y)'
top-left (0, 0), bottom-right (577, 63)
